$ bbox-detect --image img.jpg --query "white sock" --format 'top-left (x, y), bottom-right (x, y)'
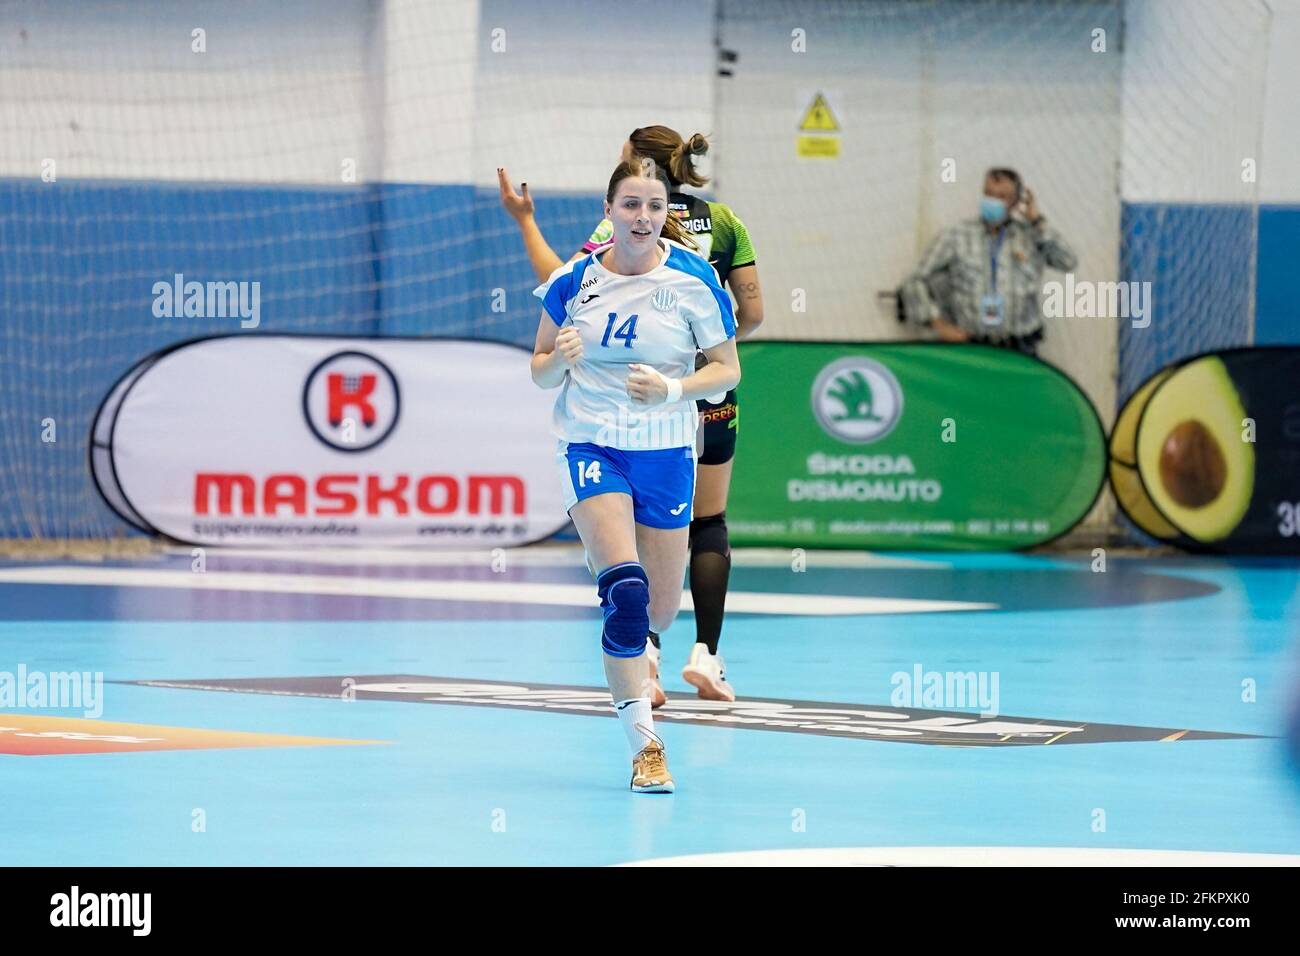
top-left (613, 698), bottom-right (655, 755)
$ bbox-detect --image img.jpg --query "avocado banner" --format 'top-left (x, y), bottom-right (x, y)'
top-left (1109, 368), bottom-right (1178, 542)
top-left (727, 342), bottom-right (1105, 550)
top-left (1119, 347), bottom-right (1300, 554)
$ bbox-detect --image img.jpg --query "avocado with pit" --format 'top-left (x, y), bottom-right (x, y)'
top-left (1136, 356), bottom-right (1254, 543)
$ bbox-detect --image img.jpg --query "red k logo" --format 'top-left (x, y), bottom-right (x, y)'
top-left (304, 351), bottom-right (401, 452)
top-left (327, 372), bottom-right (378, 427)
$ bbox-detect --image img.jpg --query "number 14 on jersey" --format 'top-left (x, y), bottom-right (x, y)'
top-left (601, 313), bottom-right (639, 349)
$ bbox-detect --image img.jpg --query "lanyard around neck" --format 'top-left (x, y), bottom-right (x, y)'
top-left (989, 228), bottom-right (1007, 293)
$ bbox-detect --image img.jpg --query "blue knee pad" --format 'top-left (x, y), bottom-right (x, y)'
top-left (597, 562), bottom-right (650, 658)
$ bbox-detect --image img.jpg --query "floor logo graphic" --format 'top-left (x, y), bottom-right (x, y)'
top-left (121, 675), bottom-right (1260, 747)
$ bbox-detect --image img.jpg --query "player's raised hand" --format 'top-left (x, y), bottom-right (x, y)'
top-left (497, 167), bottom-right (534, 222)
top-left (626, 363), bottom-right (669, 405)
top-left (555, 326), bottom-right (584, 366)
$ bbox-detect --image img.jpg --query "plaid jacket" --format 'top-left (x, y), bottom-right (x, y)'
top-left (900, 217), bottom-right (1077, 338)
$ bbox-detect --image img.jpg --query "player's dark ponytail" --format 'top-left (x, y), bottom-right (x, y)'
top-left (628, 126), bottom-right (710, 188)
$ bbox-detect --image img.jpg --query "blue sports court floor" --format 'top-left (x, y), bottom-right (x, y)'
top-left (1, 546), bottom-right (1299, 866)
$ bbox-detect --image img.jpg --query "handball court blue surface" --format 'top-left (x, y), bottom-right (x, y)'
top-left (1, 547), bottom-right (1298, 866)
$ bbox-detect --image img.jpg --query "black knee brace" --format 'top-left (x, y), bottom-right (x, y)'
top-left (689, 511), bottom-right (730, 560)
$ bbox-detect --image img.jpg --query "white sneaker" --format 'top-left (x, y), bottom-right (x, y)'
top-left (682, 642), bottom-right (736, 702)
top-left (645, 641), bottom-right (666, 709)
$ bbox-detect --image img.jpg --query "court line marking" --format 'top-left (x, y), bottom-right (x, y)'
top-left (619, 846), bottom-right (1300, 867)
top-left (0, 566), bottom-right (996, 617)
top-left (160, 545), bottom-right (946, 570)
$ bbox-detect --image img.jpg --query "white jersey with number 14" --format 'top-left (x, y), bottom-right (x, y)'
top-left (533, 237), bottom-right (735, 451)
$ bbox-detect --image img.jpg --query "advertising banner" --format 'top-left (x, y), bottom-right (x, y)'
top-left (91, 335), bottom-right (569, 547)
top-left (727, 342), bottom-right (1105, 550)
top-left (1120, 347), bottom-right (1300, 554)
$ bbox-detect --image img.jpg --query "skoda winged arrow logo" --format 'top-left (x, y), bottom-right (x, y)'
top-left (811, 358), bottom-right (903, 444)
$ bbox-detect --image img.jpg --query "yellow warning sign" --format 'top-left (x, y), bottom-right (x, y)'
top-left (797, 136), bottom-right (840, 159)
top-left (798, 92), bottom-right (839, 132)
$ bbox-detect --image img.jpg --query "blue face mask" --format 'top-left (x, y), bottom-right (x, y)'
top-left (980, 196), bottom-right (1008, 224)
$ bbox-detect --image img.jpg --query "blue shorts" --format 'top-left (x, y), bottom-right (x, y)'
top-left (557, 441), bottom-right (697, 529)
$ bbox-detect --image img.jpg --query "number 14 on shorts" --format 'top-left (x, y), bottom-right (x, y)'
top-left (576, 460), bottom-right (603, 487)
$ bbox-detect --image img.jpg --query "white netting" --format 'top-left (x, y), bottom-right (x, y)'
top-left (0, 0), bottom-right (1271, 546)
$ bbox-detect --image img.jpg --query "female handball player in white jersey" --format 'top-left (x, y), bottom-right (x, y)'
top-left (530, 158), bottom-right (740, 793)
top-left (502, 126), bottom-right (763, 709)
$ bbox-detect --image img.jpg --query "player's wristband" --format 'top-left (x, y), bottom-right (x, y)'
top-left (637, 365), bottom-right (683, 404)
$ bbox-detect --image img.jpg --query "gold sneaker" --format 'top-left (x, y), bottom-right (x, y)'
top-left (631, 737), bottom-right (675, 794)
